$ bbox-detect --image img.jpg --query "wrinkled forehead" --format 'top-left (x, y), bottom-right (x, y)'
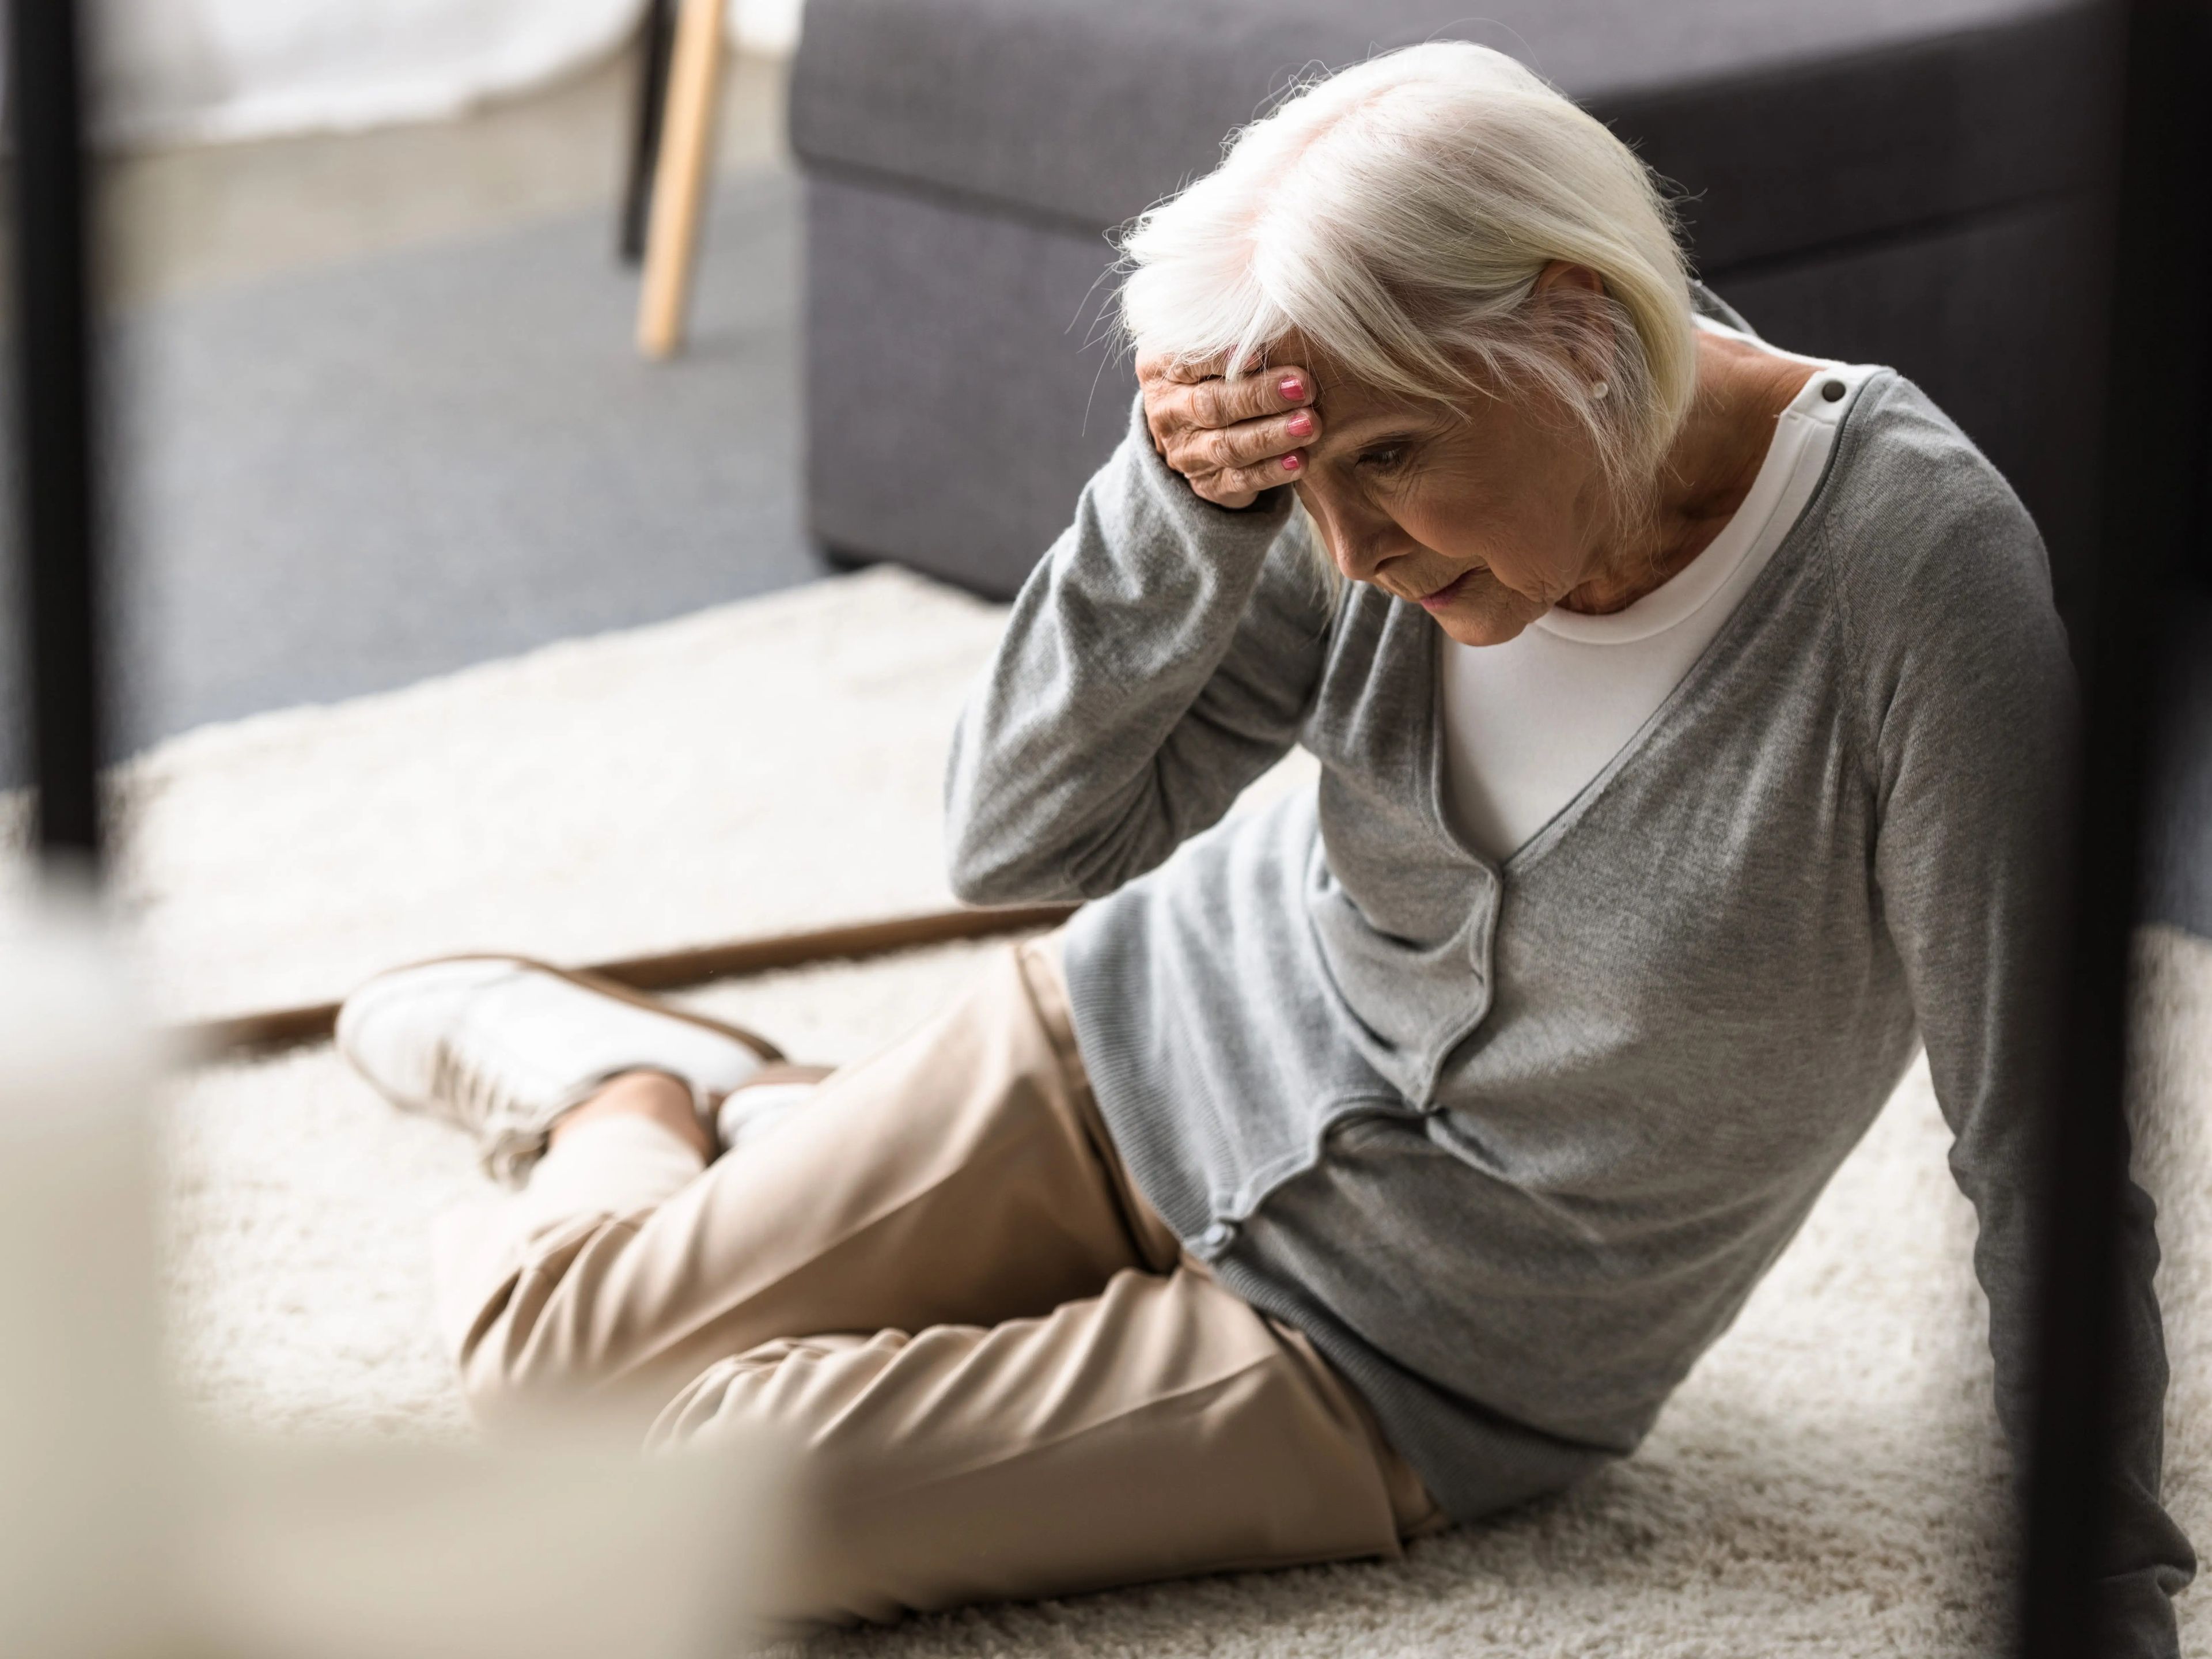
top-left (1274, 355), bottom-right (1472, 459)
top-left (1256, 329), bottom-right (1478, 435)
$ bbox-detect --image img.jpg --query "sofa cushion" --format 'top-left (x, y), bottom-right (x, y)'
top-left (790, 0), bottom-right (2119, 271)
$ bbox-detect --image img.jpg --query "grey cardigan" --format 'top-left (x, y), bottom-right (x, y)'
top-left (944, 351), bottom-right (2192, 1647)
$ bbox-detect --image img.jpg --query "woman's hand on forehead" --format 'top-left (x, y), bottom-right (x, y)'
top-left (1137, 352), bottom-right (1323, 510)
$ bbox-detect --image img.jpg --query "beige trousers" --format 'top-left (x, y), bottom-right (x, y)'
top-left (434, 937), bottom-right (1440, 1627)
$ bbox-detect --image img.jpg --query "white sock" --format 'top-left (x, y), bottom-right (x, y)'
top-left (714, 1081), bottom-right (821, 1152)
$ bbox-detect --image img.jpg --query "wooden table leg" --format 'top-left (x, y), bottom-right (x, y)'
top-left (637, 0), bottom-right (728, 359)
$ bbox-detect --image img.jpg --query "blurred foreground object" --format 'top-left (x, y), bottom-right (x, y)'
top-left (10, 0), bottom-right (106, 864)
top-left (0, 884), bottom-right (171, 1657)
top-left (2018, 0), bottom-right (2211, 1653)
top-left (181, 1440), bottom-right (782, 1659)
top-left (0, 885), bottom-right (789, 1659)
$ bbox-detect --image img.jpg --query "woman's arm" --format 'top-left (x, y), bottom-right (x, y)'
top-left (1854, 470), bottom-right (2195, 1655)
top-left (944, 395), bottom-right (1332, 904)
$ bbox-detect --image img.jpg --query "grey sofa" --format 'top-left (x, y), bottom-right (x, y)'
top-left (789, 0), bottom-right (2121, 630)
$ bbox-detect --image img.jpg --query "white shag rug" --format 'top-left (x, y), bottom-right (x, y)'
top-left (126, 567), bottom-right (2206, 1655)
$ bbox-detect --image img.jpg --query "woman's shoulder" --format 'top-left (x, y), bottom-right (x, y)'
top-left (1808, 370), bottom-right (2070, 685)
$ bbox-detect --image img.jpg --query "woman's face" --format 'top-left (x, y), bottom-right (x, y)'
top-left (1293, 369), bottom-right (1611, 647)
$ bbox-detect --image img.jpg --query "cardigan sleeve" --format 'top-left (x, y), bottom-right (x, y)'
top-left (944, 394), bottom-right (1333, 903)
top-left (1850, 415), bottom-right (2195, 1656)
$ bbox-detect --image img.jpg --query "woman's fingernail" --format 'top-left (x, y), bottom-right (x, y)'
top-left (1286, 412), bottom-right (1315, 437)
top-left (1279, 376), bottom-right (1305, 402)
top-left (1281, 452), bottom-right (1302, 472)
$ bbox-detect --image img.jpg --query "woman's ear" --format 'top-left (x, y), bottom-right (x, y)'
top-left (1533, 260), bottom-right (1604, 301)
top-left (1531, 261), bottom-right (1616, 384)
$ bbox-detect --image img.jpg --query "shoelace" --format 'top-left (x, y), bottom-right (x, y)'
top-left (428, 1039), bottom-right (514, 1132)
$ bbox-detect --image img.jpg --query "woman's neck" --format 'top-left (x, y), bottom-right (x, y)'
top-left (1560, 329), bottom-right (1817, 616)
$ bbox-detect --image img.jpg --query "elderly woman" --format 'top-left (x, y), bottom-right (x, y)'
top-left (336, 43), bottom-right (2189, 1645)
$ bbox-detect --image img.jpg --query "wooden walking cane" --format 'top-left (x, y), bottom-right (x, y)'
top-left (178, 903), bottom-right (1080, 1063)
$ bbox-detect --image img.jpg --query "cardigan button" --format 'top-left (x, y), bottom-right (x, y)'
top-left (1821, 379), bottom-right (1846, 402)
top-left (1199, 1221), bottom-right (1237, 1253)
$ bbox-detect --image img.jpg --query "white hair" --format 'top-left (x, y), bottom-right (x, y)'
top-left (1116, 43), bottom-right (1697, 506)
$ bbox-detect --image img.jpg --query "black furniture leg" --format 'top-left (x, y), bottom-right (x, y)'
top-left (2018, 0), bottom-right (2211, 1653)
top-left (6, 0), bottom-right (105, 869)
top-left (620, 0), bottom-right (680, 265)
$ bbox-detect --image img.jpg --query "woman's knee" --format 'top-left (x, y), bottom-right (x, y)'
top-left (451, 1290), bottom-right (599, 1429)
top-left (448, 1226), bottom-right (658, 1431)
top-left (645, 1334), bottom-right (890, 1456)
top-left (645, 1333), bottom-right (977, 1629)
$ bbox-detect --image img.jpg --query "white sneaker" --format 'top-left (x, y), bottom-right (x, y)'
top-left (336, 955), bottom-right (786, 1186)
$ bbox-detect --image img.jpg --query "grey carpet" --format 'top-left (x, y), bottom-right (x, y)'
top-left (7, 166), bottom-right (819, 781)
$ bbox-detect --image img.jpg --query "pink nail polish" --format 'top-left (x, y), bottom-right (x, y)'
top-left (1286, 412), bottom-right (1314, 437)
top-left (1279, 377), bottom-right (1305, 401)
top-left (1281, 453), bottom-right (1302, 472)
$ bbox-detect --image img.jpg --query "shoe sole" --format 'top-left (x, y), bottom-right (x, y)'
top-left (392, 952), bottom-right (790, 1066)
